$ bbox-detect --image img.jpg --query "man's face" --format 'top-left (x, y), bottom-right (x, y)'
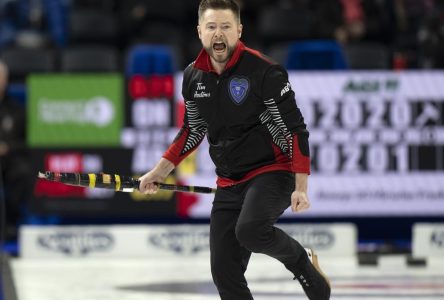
top-left (198, 9), bottom-right (242, 65)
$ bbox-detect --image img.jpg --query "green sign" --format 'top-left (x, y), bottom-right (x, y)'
top-left (28, 74), bottom-right (123, 147)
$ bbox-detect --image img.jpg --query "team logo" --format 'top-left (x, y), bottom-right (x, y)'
top-left (228, 77), bottom-right (249, 105)
top-left (281, 82), bottom-right (291, 96)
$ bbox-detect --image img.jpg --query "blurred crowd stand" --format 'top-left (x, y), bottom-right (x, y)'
top-left (0, 0), bottom-right (443, 244)
top-left (0, 0), bottom-right (442, 80)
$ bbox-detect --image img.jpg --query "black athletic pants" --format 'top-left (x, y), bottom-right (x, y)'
top-left (210, 171), bottom-right (306, 300)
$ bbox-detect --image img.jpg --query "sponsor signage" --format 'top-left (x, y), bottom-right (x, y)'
top-left (278, 224), bottom-right (356, 256)
top-left (21, 226), bottom-right (116, 258)
top-left (37, 230), bottom-right (114, 256)
top-left (20, 224), bottom-right (356, 258)
top-left (146, 225), bottom-right (210, 256)
top-left (413, 223), bottom-right (444, 257)
top-left (27, 74), bottom-right (123, 147)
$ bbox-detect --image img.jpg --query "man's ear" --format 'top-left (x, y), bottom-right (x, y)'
top-left (238, 24), bottom-right (243, 38)
top-left (197, 25), bottom-right (202, 39)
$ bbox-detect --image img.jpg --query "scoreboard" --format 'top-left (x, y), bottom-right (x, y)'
top-left (301, 75), bottom-right (444, 174)
top-left (289, 72), bottom-right (444, 216)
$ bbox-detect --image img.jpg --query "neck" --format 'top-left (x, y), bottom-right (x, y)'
top-left (210, 58), bottom-right (227, 75)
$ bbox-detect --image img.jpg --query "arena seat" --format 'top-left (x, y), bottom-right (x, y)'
top-left (343, 42), bottom-right (391, 70)
top-left (61, 45), bottom-right (120, 72)
top-left (125, 44), bottom-right (176, 76)
top-left (69, 9), bottom-right (119, 45)
top-left (286, 40), bottom-right (348, 70)
top-left (0, 47), bottom-right (56, 81)
top-left (257, 7), bottom-right (316, 44)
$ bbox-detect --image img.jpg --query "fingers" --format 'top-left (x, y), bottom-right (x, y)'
top-left (295, 199), bottom-right (310, 212)
top-left (140, 182), bottom-right (159, 194)
top-left (138, 173), bottom-right (160, 194)
top-left (291, 191), bottom-right (310, 212)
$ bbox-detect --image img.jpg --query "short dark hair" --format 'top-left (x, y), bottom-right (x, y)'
top-left (198, 0), bottom-right (241, 23)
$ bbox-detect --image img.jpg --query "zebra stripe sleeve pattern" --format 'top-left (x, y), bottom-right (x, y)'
top-left (163, 98), bottom-right (208, 166)
top-left (181, 99), bottom-right (208, 154)
top-left (260, 98), bottom-right (293, 159)
top-left (260, 96), bottom-right (310, 174)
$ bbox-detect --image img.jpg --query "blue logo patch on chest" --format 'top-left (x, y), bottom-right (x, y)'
top-left (228, 77), bottom-right (250, 105)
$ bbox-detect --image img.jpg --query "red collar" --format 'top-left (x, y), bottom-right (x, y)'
top-left (193, 41), bottom-right (246, 73)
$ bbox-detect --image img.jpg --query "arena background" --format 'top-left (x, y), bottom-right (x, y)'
top-left (1, 1), bottom-right (444, 299)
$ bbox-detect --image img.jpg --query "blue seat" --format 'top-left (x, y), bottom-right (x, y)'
top-left (126, 45), bottom-right (176, 76)
top-left (7, 83), bottom-right (26, 106)
top-left (286, 40), bottom-right (348, 70)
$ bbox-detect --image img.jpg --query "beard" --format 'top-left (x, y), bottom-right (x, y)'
top-left (204, 43), bottom-right (236, 64)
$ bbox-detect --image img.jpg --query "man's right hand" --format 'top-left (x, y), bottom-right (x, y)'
top-left (138, 171), bottom-right (165, 194)
top-left (138, 158), bottom-right (175, 194)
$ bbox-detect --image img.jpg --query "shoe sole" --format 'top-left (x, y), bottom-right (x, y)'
top-left (305, 248), bottom-right (331, 288)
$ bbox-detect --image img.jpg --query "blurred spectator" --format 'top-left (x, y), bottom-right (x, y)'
top-left (386, 0), bottom-right (434, 68)
top-left (0, 0), bottom-right (18, 48)
top-left (0, 0), bottom-right (67, 49)
top-left (0, 60), bottom-right (31, 240)
top-left (418, 0), bottom-right (444, 68)
top-left (338, 0), bottom-right (366, 42)
top-left (360, 0), bottom-right (393, 44)
top-left (311, 0), bottom-right (364, 43)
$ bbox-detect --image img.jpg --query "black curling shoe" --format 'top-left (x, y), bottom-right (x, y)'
top-left (294, 248), bottom-right (331, 300)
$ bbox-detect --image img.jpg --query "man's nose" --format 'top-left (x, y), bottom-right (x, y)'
top-left (214, 27), bottom-right (223, 37)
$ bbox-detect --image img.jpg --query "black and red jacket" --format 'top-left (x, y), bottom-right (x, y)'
top-left (163, 41), bottom-right (310, 187)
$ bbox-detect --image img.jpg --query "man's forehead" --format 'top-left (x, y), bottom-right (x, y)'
top-left (200, 8), bottom-right (237, 23)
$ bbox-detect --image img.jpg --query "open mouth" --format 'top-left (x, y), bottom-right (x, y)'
top-left (213, 42), bottom-right (226, 52)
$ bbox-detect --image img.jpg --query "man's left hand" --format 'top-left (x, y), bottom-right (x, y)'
top-left (291, 190), bottom-right (310, 212)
